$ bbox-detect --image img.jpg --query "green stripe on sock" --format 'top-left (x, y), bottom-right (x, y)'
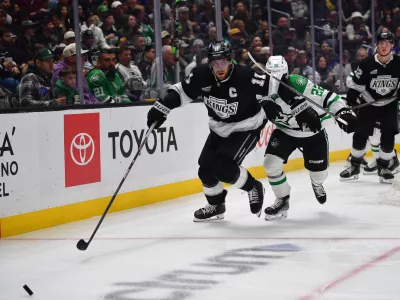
top-left (269, 177), bottom-right (287, 186)
top-left (372, 148), bottom-right (379, 152)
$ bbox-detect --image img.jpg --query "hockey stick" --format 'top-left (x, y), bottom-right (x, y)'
top-left (77, 122), bottom-right (158, 251)
top-left (351, 98), bottom-right (397, 110)
top-left (247, 52), bottom-right (348, 126)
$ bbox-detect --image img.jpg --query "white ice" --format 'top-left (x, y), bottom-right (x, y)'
top-left (1, 162), bottom-right (400, 300)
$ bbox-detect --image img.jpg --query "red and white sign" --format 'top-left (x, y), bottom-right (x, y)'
top-left (64, 113), bottom-right (101, 187)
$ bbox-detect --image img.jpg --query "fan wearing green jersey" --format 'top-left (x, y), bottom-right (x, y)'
top-left (261, 55), bottom-right (357, 221)
top-left (86, 49), bottom-right (130, 103)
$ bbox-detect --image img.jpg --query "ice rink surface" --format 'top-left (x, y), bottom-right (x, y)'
top-left (1, 162), bottom-right (400, 300)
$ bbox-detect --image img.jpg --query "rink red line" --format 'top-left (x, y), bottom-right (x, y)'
top-left (2, 237), bottom-right (400, 241)
top-left (298, 246), bottom-right (400, 300)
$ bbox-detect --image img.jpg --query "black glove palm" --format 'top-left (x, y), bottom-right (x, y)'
top-left (147, 101), bottom-right (170, 129)
top-left (336, 108), bottom-right (357, 133)
top-left (290, 96), bottom-right (322, 133)
top-left (262, 100), bottom-right (282, 122)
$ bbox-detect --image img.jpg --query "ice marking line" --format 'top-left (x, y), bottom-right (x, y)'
top-left (298, 246), bottom-right (400, 300)
top-left (2, 237), bottom-right (400, 241)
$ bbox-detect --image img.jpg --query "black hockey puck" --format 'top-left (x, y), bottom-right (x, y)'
top-left (23, 284), bottom-right (33, 296)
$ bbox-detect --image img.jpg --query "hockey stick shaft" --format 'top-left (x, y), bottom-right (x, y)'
top-left (351, 98), bottom-right (397, 110)
top-left (77, 122), bottom-right (157, 250)
top-left (247, 52), bottom-right (347, 125)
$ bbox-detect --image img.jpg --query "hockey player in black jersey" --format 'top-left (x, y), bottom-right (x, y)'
top-left (340, 31), bottom-right (400, 183)
top-left (147, 41), bottom-right (321, 222)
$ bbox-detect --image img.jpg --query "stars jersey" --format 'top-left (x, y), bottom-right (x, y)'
top-left (167, 64), bottom-right (297, 137)
top-left (346, 54), bottom-right (400, 106)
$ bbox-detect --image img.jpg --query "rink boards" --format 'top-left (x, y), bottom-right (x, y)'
top-left (0, 103), bottom-right (398, 237)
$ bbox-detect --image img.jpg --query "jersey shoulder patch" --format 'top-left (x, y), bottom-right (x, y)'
top-left (288, 74), bottom-right (308, 94)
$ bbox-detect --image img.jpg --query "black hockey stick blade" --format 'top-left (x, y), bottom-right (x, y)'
top-left (76, 122), bottom-right (157, 251)
top-left (77, 239), bottom-right (88, 251)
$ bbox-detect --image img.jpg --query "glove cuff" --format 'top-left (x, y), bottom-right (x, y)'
top-left (291, 101), bottom-right (309, 116)
top-left (154, 101), bottom-right (171, 116)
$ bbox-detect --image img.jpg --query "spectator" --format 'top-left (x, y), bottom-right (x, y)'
top-left (82, 29), bottom-right (99, 70)
top-left (319, 41), bottom-right (338, 67)
top-left (293, 50), bottom-right (320, 83)
top-left (346, 11), bottom-right (371, 41)
top-left (284, 47), bottom-right (297, 74)
top-left (208, 26), bottom-right (217, 44)
top-left (185, 48), bottom-right (207, 76)
top-left (148, 45), bottom-right (174, 96)
top-left (229, 28), bottom-right (247, 50)
top-left (111, 0), bottom-right (126, 30)
top-left (132, 5), bottom-right (154, 46)
top-left (53, 66), bottom-right (79, 104)
top-left (116, 45), bottom-right (145, 100)
top-left (132, 35), bottom-right (145, 64)
top-left (81, 14), bottom-right (111, 49)
top-left (63, 31), bottom-right (75, 46)
top-left (316, 55), bottom-right (336, 91)
top-left (332, 50), bottom-right (352, 89)
top-left (0, 27), bottom-right (25, 66)
top-left (138, 44), bottom-right (155, 81)
top-left (351, 48), bottom-right (367, 71)
top-left (19, 20), bottom-right (40, 63)
top-left (161, 30), bottom-right (171, 46)
top-left (254, 21), bottom-right (269, 46)
top-left (118, 14), bottom-right (139, 45)
top-left (260, 46), bottom-right (271, 63)
top-left (101, 13), bottom-right (119, 47)
top-left (52, 43), bottom-right (99, 104)
top-left (86, 49), bottom-right (129, 103)
top-left (19, 48), bottom-right (65, 107)
top-left (234, 48), bottom-right (249, 66)
top-left (34, 18), bottom-right (60, 50)
top-left (272, 16), bottom-right (290, 55)
top-left (177, 6), bottom-right (194, 41)
top-left (57, 5), bottom-right (72, 31)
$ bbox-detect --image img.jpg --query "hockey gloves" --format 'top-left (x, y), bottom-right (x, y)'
top-left (147, 101), bottom-right (170, 129)
top-left (290, 96), bottom-right (322, 133)
top-left (262, 100), bottom-right (282, 122)
top-left (335, 108), bottom-right (357, 133)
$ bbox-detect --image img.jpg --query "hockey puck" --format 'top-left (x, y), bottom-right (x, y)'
top-left (23, 284), bottom-right (33, 296)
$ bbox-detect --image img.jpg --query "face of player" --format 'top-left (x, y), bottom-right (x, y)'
top-left (210, 58), bottom-right (232, 80)
top-left (62, 74), bottom-right (76, 88)
top-left (377, 40), bottom-right (392, 57)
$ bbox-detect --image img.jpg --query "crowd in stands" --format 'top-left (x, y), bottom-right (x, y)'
top-left (0, 0), bottom-right (399, 108)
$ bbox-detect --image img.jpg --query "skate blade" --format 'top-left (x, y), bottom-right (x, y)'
top-left (340, 175), bottom-right (359, 181)
top-left (363, 171), bottom-right (378, 175)
top-left (379, 178), bottom-right (394, 184)
top-left (193, 214), bottom-right (225, 222)
top-left (265, 211), bottom-right (288, 221)
top-left (390, 168), bottom-right (400, 175)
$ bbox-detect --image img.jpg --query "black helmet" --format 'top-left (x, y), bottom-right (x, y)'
top-left (377, 31), bottom-right (394, 43)
top-left (207, 41), bottom-right (232, 62)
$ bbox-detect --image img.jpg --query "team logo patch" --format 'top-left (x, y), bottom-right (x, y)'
top-left (296, 76), bottom-right (307, 86)
top-left (370, 76), bottom-right (398, 96)
top-left (90, 74), bottom-right (99, 82)
top-left (204, 96), bottom-right (238, 119)
top-left (270, 138), bottom-right (280, 148)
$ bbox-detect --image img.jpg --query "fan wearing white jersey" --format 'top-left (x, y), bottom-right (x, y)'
top-left (262, 56), bottom-right (357, 220)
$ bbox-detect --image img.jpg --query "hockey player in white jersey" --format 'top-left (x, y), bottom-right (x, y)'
top-left (261, 56), bottom-right (358, 220)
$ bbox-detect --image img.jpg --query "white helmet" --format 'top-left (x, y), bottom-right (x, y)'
top-left (266, 55), bottom-right (288, 78)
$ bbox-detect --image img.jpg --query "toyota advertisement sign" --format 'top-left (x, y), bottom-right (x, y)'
top-left (64, 113), bottom-right (101, 187)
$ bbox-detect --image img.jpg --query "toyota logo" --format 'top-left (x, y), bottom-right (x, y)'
top-left (70, 133), bottom-right (95, 166)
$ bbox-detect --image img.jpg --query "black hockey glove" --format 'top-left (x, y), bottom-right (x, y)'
top-left (290, 96), bottom-right (322, 133)
top-left (335, 108), bottom-right (357, 133)
top-left (147, 101), bottom-right (170, 129)
top-left (261, 100), bottom-right (282, 122)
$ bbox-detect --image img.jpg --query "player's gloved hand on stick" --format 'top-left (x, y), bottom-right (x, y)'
top-left (261, 100), bottom-right (282, 122)
top-left (147, 100), bottom-right (170, 129)
top-left (290, 96), bottom-right (322, 133)
top-left (335, 108), bottom-right (357, 133)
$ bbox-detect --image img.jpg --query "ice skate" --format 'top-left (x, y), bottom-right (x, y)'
top-left (378, 159), bottom-right (394, 184)
top-left (345, 153), bottom-right (367, 169)
top-left (389, 150), bottom-right (400, 175)
top-left (194, 190), bottom-right (227, 222)
top-left (193, 203), bottom-right (226, 222)
top-left (311, 182), bottom-right (326, 204)
top-left (248, 180), bottom-right (264, 217)
top-left (264, 196), bottom-right (290, 221)
top-left (363, 160), bottom-right (378, 175)
top-left (340, 156), bottom-right (362, 181)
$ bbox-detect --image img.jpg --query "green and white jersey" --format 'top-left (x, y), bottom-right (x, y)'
top-left (86, 69), bottom-right (129, 103)
top-left (269, 74), bottom-right (347, 137)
